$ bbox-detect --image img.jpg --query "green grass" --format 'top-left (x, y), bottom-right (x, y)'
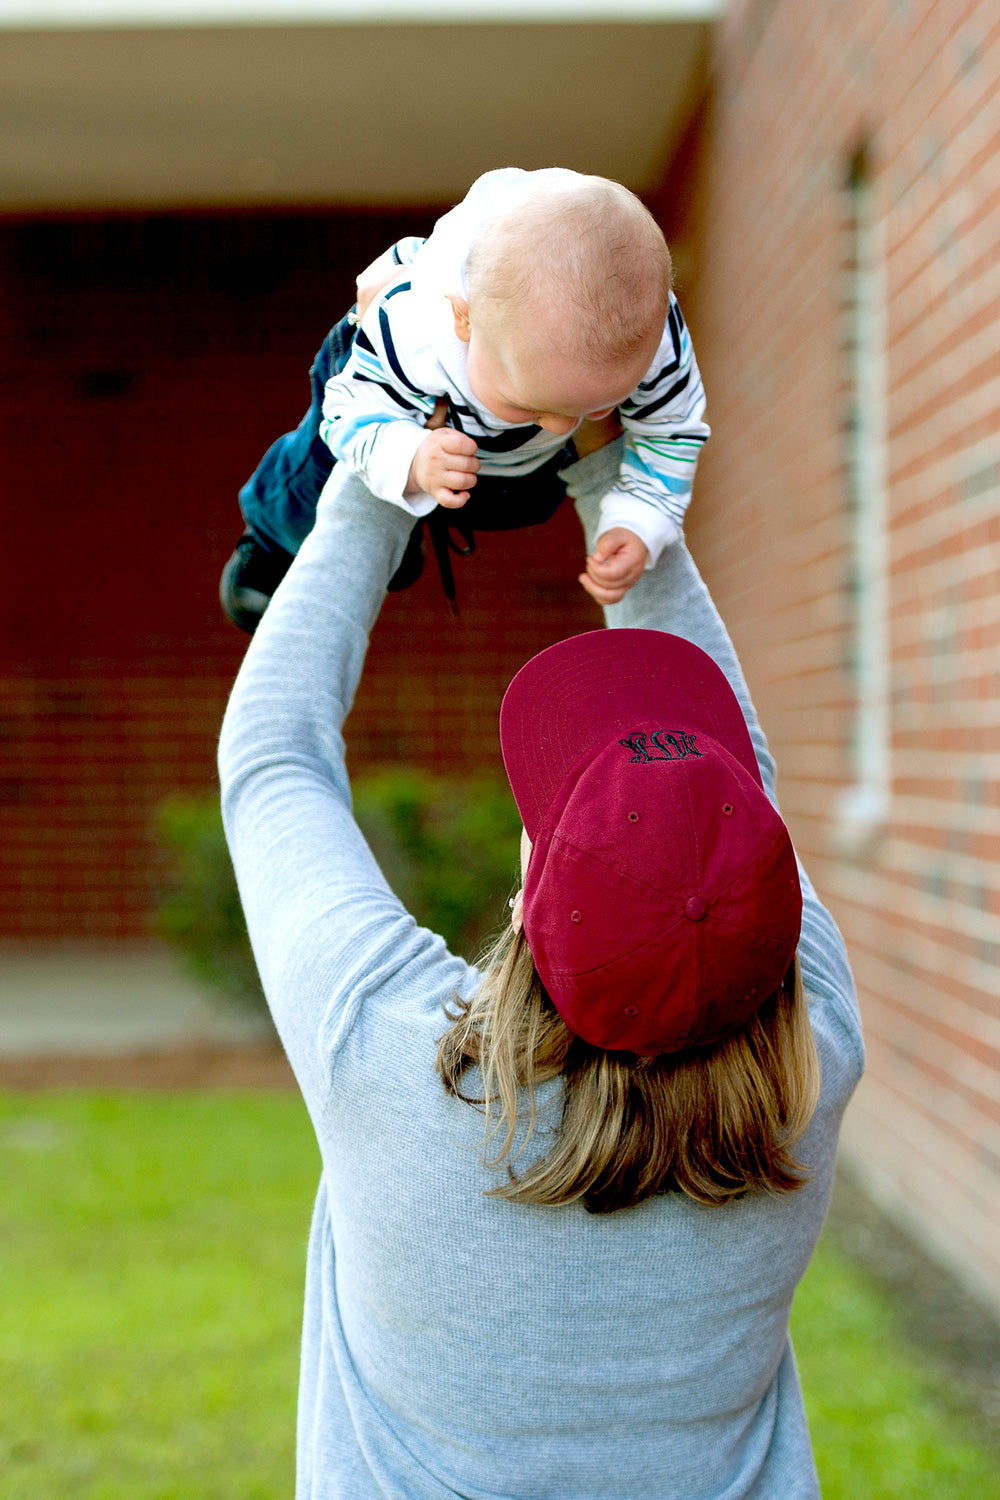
top-left (791, 1237), bottom-right (998, 1498)
top-left (0, 1091), bottom-right (317, 1499)
top-left (1, 1091), bottom-right (997, 1498)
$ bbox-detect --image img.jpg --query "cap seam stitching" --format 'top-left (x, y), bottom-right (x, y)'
top-left (546, 818), bottom-right (791, 906)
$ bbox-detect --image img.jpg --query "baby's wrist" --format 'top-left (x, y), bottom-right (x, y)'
top-left (597, 498), bottom-right (680, 569)
top-left (405, 434), bottom-right (432, 496)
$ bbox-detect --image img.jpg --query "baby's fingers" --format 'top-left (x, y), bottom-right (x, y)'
top-left (435, 469), bottom-right (478, 505)
top-left (440, 430), bottom-right (479, 457)
top-left (441, 451), bottom-right (479, 477)
top-left (578, 572), bottom-right (629, 605)
top-left (586, 551), bottom-right (631, 584)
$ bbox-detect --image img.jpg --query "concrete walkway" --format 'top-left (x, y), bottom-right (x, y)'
top-left (0, 944), bottom-right (271, 1057)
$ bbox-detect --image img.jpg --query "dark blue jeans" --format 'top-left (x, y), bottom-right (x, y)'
top-left (238, 313), bottom-right (571, 558)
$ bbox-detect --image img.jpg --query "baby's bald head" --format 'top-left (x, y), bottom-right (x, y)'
top-left (465, 175), bottom-right (671, 371)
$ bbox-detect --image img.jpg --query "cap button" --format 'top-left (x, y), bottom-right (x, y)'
top-left (684, 895), bottom-right (709, 922)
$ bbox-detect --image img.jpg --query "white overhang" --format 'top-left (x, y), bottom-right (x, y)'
top-left (0, 1), bottom-right (724, 210)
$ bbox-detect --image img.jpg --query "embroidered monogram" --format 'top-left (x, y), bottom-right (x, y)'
top-left (618, 731), bottom-right (702, 764)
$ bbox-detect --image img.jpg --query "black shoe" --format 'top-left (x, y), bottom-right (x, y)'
top-left (220, 532), bottom-right (294, 633)
top-left (387, 521), bottom-right (426, 592)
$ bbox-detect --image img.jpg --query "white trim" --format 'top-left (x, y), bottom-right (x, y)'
top-left (834, 160), bottom-right (892, 856)
top-left (838, 1138), bottom-right (1000, 1322)
top-left (0, 0), bottom-right (727, 29)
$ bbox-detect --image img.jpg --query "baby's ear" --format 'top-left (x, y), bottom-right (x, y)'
top-left (448, 294), bottom-right (472, 343)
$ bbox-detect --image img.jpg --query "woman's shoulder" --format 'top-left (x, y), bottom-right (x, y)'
top-left (797, 875), bottom-right (865, 1088)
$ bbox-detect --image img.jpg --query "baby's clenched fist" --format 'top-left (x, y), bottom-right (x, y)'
top-left (407, 428), bottom-right (480, 507)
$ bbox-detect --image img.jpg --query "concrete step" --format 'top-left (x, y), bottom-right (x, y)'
top-left (0, 943), bottom-right (271, 1057)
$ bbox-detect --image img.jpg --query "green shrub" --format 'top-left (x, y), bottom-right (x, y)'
top-left (351, 768), bottom-right (522, 959)
top-left (153, 771), bottom-right (522, 1014)
top-left (154, 795), bottom-right (264, 1012)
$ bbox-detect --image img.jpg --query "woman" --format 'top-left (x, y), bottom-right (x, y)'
top-left (218, 435), bottom-right (863, 1499)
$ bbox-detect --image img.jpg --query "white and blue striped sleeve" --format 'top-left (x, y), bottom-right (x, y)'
top-left (320, 281), bottom-right (441, 512)
top-left (598, 297), bottom-right (711, 563)
top-left (389, 235), bottom-right (425, 267)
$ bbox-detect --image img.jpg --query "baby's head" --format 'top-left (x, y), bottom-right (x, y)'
top-left (450, 174), bottom-right (672, 434)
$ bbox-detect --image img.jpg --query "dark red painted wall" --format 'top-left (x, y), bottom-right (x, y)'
top-left (0, 210), bottom-right (600, 938)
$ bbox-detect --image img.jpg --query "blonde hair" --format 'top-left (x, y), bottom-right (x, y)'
top-left (465, 175), bottom-right (672, 369)
top-left (436, 925), bottom-right (820, 1215)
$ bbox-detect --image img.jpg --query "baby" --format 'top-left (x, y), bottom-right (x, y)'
top-left (222, 168), bottom-right (709, 627)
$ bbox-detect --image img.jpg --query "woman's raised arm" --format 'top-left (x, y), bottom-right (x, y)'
top-left (218, 469), bottom-right (472, 1115)
top-left (568, 438), bottom-right (779, 807)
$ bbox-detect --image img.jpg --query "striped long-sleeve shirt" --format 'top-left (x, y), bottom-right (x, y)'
top-left (320, 168), bottom-right (710, 563)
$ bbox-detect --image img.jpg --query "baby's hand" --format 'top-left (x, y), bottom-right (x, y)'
top-left (579, 527), bottom-right (649, 605)
top-left (407, 427), bottom-right (480, 506)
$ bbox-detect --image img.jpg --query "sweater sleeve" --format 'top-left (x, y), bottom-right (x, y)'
top-left (567, 441), bottom-right (863, 1070)
top-left (218, 469), bottom-right (473, 1116)
top-left (570, 440), bottom-right (778, 804)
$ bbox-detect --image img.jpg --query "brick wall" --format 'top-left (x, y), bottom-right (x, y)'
top-left (679, 0), bottom-right (1000, 1306)
top-left (0, 208), bottom-right (600, 942)
top-left (5, 21), bottom-right (997, 1309)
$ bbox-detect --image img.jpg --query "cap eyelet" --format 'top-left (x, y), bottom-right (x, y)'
top-left (627, 810), bottom-right (640, 824)
top-left (722, 803), bottom-right (735, 817)
top-left (624, 1006), bottom-right (639, 1016)
top-left (570, 909), bottom-right (583, 924)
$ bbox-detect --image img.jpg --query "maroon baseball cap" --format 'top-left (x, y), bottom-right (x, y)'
top-left (499, 630), bottom-right (802, 1055)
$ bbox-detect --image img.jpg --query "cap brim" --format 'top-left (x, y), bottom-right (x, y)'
top-left (500, 629), bottom-right (763, 838)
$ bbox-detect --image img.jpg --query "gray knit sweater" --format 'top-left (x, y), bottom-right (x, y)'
top-left (219, 444), bottom-right (863, 1500)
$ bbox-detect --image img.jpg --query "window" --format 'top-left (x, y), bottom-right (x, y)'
top-left (836, 145), bottom-right (891, 851)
